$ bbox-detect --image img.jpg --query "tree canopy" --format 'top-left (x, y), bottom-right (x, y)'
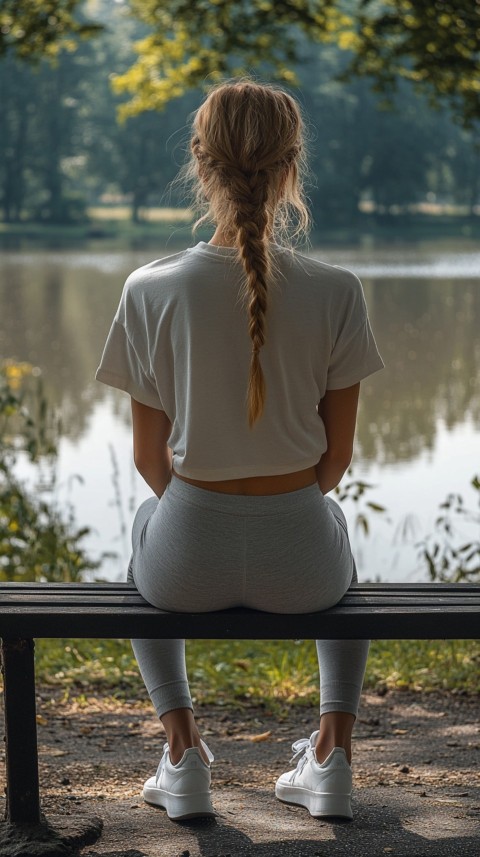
top-left (1, 0), bottom-right (478, 226)
top-left (2, 2), bottom-right (478, 126)
top-left (0, 0), bottom-right (101, 59)
top-left (112, 0), bottom-right (480, 127)
top-left (346, 1), bottom-right (480, 128)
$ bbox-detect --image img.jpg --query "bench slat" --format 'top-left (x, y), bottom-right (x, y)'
top-left (0, 581), bottom-right (480, 593)
top-left (1, 583), bottom-right (479, 639)
top-left (2, 592), bottom-right (480, 608)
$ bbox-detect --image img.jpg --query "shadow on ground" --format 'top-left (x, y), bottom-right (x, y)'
top-left (1, 689), bottom-right (479, 856)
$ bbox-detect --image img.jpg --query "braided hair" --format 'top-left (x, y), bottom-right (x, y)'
top-left (188, 81), bottom-right (309, 426)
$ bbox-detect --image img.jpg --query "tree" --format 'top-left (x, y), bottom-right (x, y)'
top-left (0, 0), bottom-right (101, 60)
top-left (112, 0), bottom-right (349, 118)
top-left (0, 56), bottom-right (33, 221)
top-left (344, 1), bottom-right (480, 129)
top-left (76, 0), bottom-right (201, 221)
top-left (1, 0), bottom-right (478, 224)
top-left (0, 47), bottom-right (94, 223)
top-left (113, 0), bottom-right (480, 128)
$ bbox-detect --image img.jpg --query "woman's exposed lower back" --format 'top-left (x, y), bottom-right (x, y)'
top-left (172, 465), bottom-right (317, 495)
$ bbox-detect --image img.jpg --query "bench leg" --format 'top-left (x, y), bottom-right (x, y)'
top-left (1, 637), bottom-right (41, 825)
top-left (0, 637), bottom-right (103, 856)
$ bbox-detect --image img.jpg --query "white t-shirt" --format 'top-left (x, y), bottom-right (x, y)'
top-left (96, 241), bottom-right (384, 479)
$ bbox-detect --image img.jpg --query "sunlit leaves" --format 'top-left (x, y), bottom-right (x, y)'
top-left (347, 0), bottom-right (480, 128)
top-left (0, 0), bottom-right (102, 60)
top-left (3, 1), bottom-right (478, 128)
top-left (112, 0), bottom-right (348, 119)
top-left (113, 0), bottom-right (479, 128)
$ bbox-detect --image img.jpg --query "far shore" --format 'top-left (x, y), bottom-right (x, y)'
top-left (1, 207), bottom-right (480, 250)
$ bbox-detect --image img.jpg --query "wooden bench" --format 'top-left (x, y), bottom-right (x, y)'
top-left (1, 581), bottom-right (479, 853)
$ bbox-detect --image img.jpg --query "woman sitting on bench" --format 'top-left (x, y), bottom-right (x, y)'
top-left (96, 80), bottom-right (384, 822)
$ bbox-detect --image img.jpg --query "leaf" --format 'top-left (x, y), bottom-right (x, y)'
top-left (366, 502), bottom-right (387, 513)
top-left (423, 550), bottom-right (436, 580)
top-left (355, 513), bottom-right (369, 536)
top-left (249, 730), bottom-right (272, 742)
top-left (233, 659), bottom-right (250, 671)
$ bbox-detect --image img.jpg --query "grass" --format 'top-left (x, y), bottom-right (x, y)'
top-left (0, 216), bottom-right (196, 247)
top-left (87, 206), bottom-right (192, 222)
top-left (19, 637), bottom-right (480, 711)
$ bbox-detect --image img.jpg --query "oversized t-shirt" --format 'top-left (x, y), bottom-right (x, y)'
top-left (96, 241), bottom-right (384, 479)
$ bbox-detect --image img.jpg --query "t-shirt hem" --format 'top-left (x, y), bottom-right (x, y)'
top-left (172, 457), bottom-right (321, 481)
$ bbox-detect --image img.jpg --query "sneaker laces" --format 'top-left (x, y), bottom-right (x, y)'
top-left (288, 733), bottom-right (317, 780)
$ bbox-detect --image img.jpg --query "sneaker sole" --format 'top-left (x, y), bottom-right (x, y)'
top-left (142, 784), bottom-right (215, 820)
top-left (275, 783), bottom-right (353, 820)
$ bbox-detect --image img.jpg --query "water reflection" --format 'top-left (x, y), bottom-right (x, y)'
top-left (1, 246), bottom-right (479, 463)
top-left (358, 276), bottom-right (480, 463)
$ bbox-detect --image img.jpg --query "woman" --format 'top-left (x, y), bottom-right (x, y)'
top-left (96, 80), bottom-right (384, 823)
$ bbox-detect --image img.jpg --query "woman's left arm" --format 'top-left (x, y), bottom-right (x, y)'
top-left (131, 398), bottom-right (172, 497)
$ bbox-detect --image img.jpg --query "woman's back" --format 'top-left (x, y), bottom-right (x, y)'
top-left (97, 240), bottom-right (382, 481)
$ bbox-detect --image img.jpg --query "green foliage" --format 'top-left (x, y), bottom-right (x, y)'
top-left (115, 0), bottom-right (480, 128)
top-left (0, 361), bottom-right (58, 460)
top-left (335, 470), bottom-right (480, 584)
top-left (418, 476), bottom-right (480, 583)
top-left (1, 1), bottom-right (479, 226)
top-left (0, 0), bottom-right (102, 60)
top-left (0, 50), bottom-right (94, 223)
top-left (346, 1), bottom-right (480, 130)
top-left (112, 0), bottom-right (349, 118)
top-left (366, 638), bottom-right (480, 695)
top-left (334, 471), bottom-right (388, 537)
top-left (0, 4), bottom-right (200, 224)
top-left (0, 361), bottom-right (100, 582)
top-left (31, 636), bottom-right (480, 704)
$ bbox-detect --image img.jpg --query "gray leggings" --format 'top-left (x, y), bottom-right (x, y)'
top-left (127, 477), bottom-right (369, 719)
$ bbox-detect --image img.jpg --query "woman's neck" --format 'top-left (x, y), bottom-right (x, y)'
top-left (209, 227), bottom-right (236, 248)
top-left (209, 224), bottom-right (274, 248)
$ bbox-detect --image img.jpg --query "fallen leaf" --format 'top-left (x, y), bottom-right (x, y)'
top-left (249, 730), bottom-right (272, 743)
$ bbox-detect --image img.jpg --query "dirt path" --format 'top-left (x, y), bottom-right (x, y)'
top-left (1, 688), bottom-right (479, 856)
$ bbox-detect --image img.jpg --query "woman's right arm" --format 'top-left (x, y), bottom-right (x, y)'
top-left (315, 383), bottom-right (360, 494)
top-left (131, 398), bottom-right (173, 498)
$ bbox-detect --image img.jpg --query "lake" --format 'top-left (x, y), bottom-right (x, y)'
top-left (1, 238), bottom-right (479, 583)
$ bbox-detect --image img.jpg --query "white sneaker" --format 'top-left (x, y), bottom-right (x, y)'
top-left (142, 740), bottom-right (215, 820)
top-left (275, 731), bottom-right (353, 819)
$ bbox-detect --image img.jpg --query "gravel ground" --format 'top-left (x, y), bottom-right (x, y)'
top-left (1, 688), bottom-right (479, 856)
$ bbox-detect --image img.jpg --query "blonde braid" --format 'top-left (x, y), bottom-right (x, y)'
top-left (185, 80), bottom-right (310, 427)
top-left (232, 168), bottom-right (271, 426)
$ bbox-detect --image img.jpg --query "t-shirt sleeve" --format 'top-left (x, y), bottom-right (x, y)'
top-left (96, 320), bottom-right (163, 410)
top-left (326, 274), bottom-right (384, 390)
